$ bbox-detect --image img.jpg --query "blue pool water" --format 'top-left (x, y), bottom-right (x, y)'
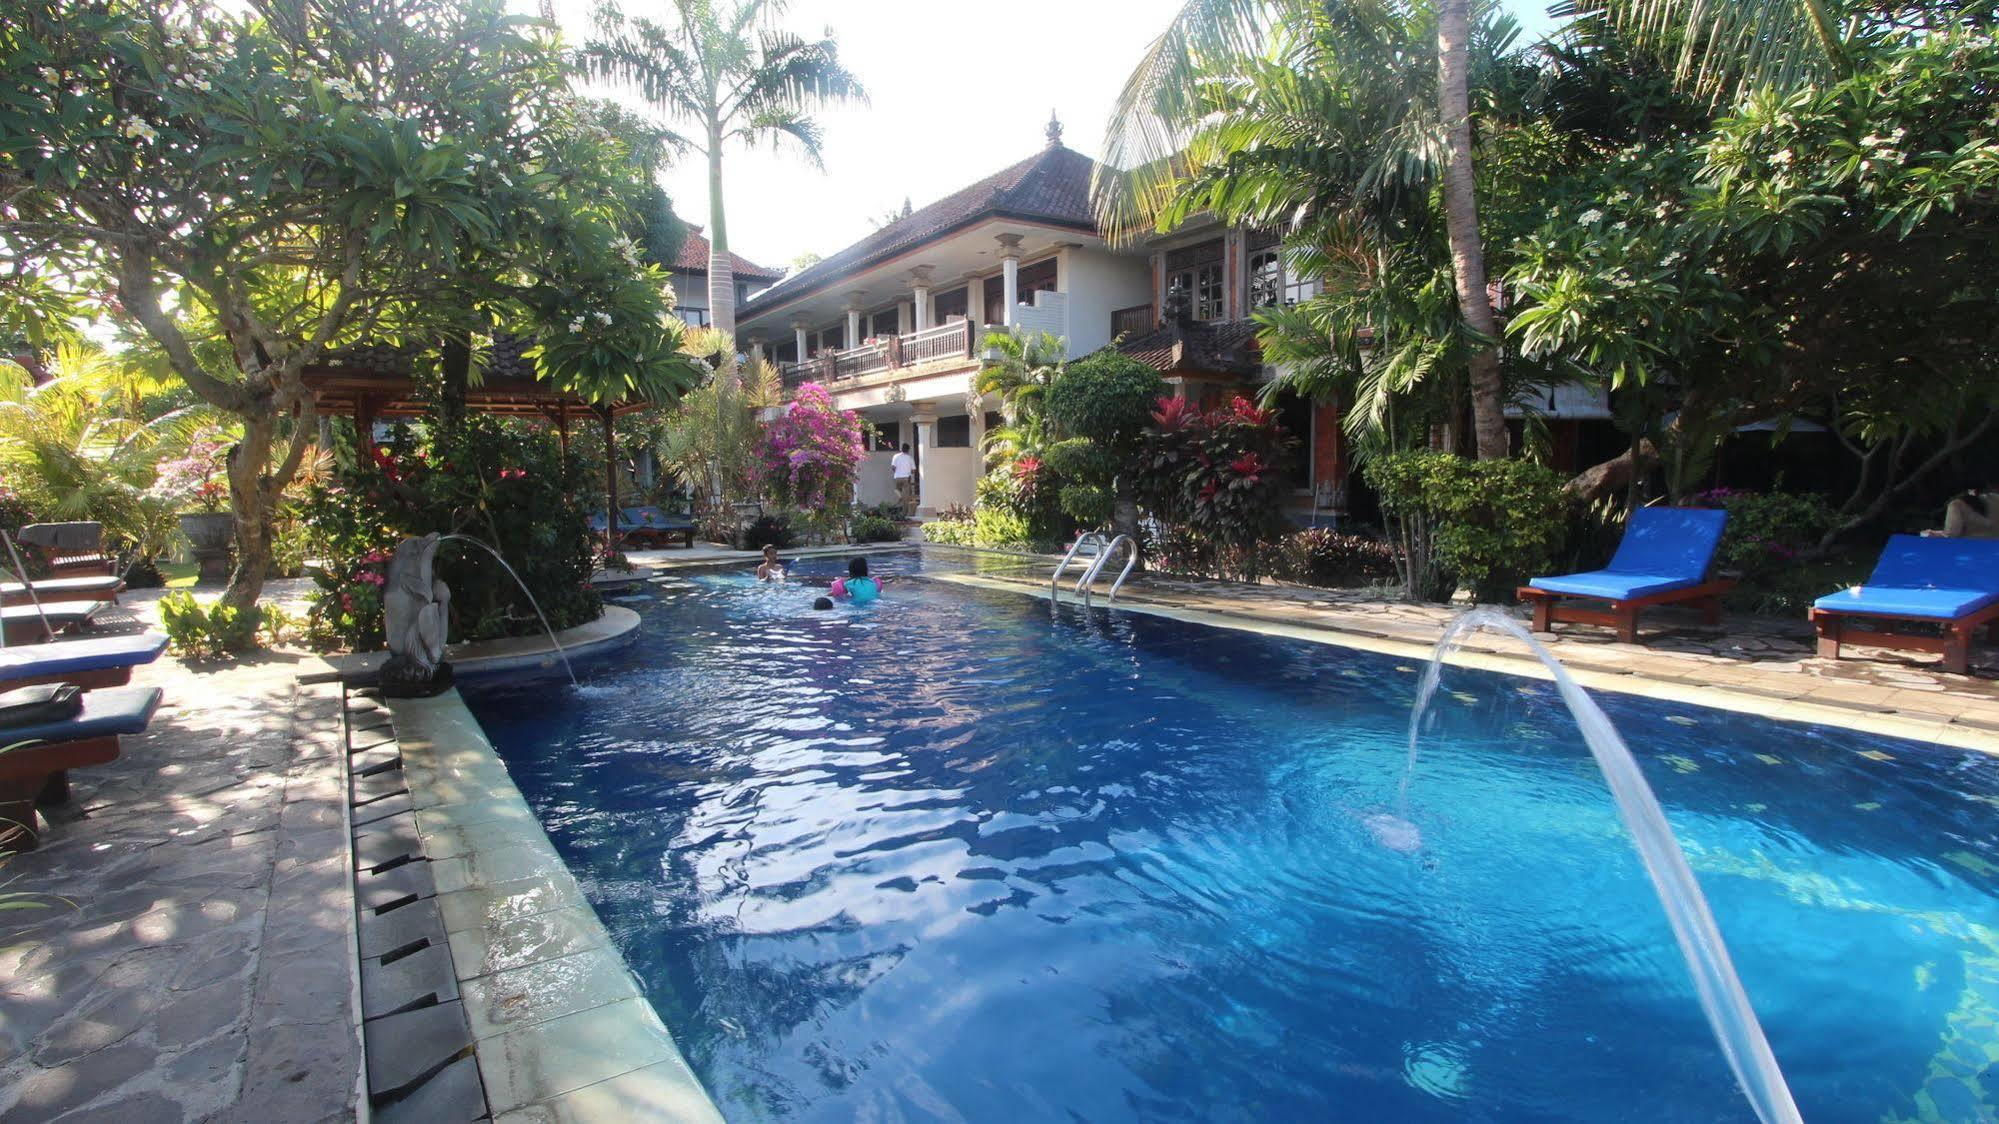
top-left (464, 552), bottom-right (1999, 1122)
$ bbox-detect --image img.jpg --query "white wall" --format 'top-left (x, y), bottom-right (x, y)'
top-left (669, 273), bottom-right (706, 317)
top-left (921, 448), bottom-right (978, 511)
top-left (856, 449), bottom-right (898, 507)
top-left (1060, 247), bottom-right (1154, 356)
top-left (1013, 290), bottom-right (1068, 346)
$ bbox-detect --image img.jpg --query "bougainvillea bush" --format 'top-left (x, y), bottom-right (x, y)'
top-left (147, 430), bottom-right (232, 513)
top-left (1133, 395), bottom-right (1294, 581)
top-left (756, 383), bottom-right (865, 535)
top-left (301, 417), bottom-right (599, 650)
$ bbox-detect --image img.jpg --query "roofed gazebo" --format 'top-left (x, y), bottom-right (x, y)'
top-left (300, 340), bottom-right (655, 553)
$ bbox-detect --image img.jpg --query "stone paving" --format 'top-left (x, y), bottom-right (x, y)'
top-left (0, 581), bottom-right (359, 1123)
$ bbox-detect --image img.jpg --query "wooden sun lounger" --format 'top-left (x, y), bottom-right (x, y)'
top-left (1519, 507), bottom-right (1734, 644)
top-left (1519, 578), bottom-right (1737, 644)
top-left (1809, 535), bottom-right (1999, 675)
top-left (2, 573), bottom-right (125, 607)
top-left (0, 686), bottom-right (162, 851)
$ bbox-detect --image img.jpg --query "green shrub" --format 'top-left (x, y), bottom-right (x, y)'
top-left (1697, 488), bottom-right (1837, 580)
top-left (1367, 451), bottom-right (1571, 603)
top-left (1269, 529), bottom-right (1400, 588)
top-left (973, 508), bottom-right (1032, 548)
top-left (743, 512), bottom-right (796, 550)
top-left (1046, 351), bottom-right (1164, 456)
top-left (159, 591), bottom-right (264, 659)
top-left (301, 416), bottom-right (600, 651)
top-left (850, 513), bottom-right (902, 543)
top-left (976, 463), bottom-right (1067, 545)
top-left (923, 518), bottom-right (978, 546)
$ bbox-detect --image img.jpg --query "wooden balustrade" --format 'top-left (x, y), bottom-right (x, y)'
top-left (779, 320), bottom-right (974, 387)
top-left (1111, 303), bottom-right (1155, 339)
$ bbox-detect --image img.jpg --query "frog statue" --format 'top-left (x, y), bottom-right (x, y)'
top-left (380, 533), bottom-right (454, 697)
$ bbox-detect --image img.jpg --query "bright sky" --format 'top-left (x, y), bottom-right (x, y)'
top-left (545, 0), bottom-right (1566, 274)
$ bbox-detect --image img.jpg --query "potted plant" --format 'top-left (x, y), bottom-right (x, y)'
top-left (152, 431), bottom-right (234, 583)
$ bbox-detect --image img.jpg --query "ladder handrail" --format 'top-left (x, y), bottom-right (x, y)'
top-left (1106, 540), bottom-right (1141, 603)
top-left (1051, 532), bottom-right (1105, 601)
top-left (1079, 535), bottom-right (1137, 606)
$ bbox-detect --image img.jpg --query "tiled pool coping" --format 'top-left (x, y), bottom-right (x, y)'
top-left (383, 690), bottom-right (722, 1123)
top-left (923, 568), bottom-right (1999, 755)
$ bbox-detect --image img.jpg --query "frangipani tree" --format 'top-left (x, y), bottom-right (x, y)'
top-left (0, 0), bottom-right (702, 608)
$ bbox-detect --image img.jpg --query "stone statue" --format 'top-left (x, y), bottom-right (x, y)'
top-left (380, 533), bottom-right (454, 697)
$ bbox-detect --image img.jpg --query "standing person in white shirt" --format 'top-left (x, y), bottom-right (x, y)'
top-left (891, 443), bottom-right (916, 516)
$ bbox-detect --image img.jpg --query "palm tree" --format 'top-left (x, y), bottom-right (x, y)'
top-left (581, 1), bottom-right (864, 336)
top-left (973, 329), bottom-right (1067, 469)
top-left (1097, 0), bottom-right (1516, 458)
top-left (1583, 0), bottom-right (1851, 100)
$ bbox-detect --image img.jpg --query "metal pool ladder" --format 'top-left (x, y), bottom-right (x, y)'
top-left (1051, 533), bottom-right (1140, 606)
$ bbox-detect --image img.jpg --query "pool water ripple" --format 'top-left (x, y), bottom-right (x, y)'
top-left (466, 553), bottom-right (1999, 1122)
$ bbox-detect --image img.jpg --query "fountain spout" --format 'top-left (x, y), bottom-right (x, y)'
top-left (1408, 607), bottom-right (1801, 1124)
top-left (437, 534), bottom-right (578, 688)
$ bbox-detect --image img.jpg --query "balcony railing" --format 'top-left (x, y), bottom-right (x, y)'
top-left (781, 319), bottom-right (976, 386)
top-left (1111, 303), bottom-right (1155, 339)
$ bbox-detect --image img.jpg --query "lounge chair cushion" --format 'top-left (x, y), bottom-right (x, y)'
top-left (1529, 571), bottom-right (1704, 601)
top-left (1, 603), bottom-right (105, 628)
top-left (0, 685), bottom-right (161, 743)
top-left (1529, 507), bottom-right (1728, 601)
top-left (1813, 535), bottom-right (1999, 621)
top-left (623, 507), bottom-right (693, 530)
top-left (2, 575), bottom-right (123, 598)
top-left (0, 632), bottom-right (168, 679)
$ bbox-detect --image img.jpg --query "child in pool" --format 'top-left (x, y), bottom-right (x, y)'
top-left (828, 556), bottom-right (880, 604)
top-left (755, 544), bottom-right (785, 581)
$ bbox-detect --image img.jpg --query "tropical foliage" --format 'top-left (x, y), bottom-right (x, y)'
top-left (0, 0), bottom-right (703, 608)
top-left (754, 382), bottom-right (866, 531)
top-left (1133, 396), bottom-right (1296, 581)
top-left (301, 417), bottom-right (599, 651)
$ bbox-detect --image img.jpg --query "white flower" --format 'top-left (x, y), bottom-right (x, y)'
top-left (592, 310), bottom-right (613, 326)
top-left (323, 76), bottom-right (359, 100)
top-left (467, 152), bottom-right (487, 164)
top-left (36, 67), bottom-right (57, 85)
top-left (121, 117), bottom-right (158, 143)
top-left (569, 316), bottom-right (585, 333)
top-left (370, 106), bottom-right (396, 121)
top-left (1577, 209), bottom-right (1604, 225)
top-left (497, 172), bottom-right (513, 188)
top-left (610, 234), bottom-right (641, 266)
top-left (1610, 221), bottom-right (1627, 232)
top-left (179, 74), bottom-right (211, 92)
top-left (1654, 203), bottom-right (1672, 219)
top-left (280, 102), bottom-right (301, 119)
top-left (1772, 149), bottom-right (1793, 166)
top-left (1662, 251), bottom-right (1684, 267)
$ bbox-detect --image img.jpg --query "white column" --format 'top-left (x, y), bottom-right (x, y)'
top-left (968, 405), bottom-right (987, 468)
top-left (897, 301), bottom-right (913, 334)
top-left (846, 307), bottom-right (862, 345)
top-left (996, 234), bottom-right (1023, 327)
top-left (911, 406), bottom-right (937, 516)
top-left (964, 273), bottom-right (984, 332)
top-left (792, 323), bottom-right (808, 359)
top-left (748, 337), bottom-right (765, 365)
top-left (909, 267), bottom-right (934, 332)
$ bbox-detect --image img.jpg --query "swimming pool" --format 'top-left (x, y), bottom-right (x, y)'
top-left (464, 552), bottom-right (1999, 1122)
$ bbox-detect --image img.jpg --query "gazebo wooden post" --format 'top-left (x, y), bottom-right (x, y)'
top-left (599, 405), bottom-right (619, 559)
top-left (356, 394), bottom-right (379, 457)
top-left (555, 405), bottom-right (570, 458)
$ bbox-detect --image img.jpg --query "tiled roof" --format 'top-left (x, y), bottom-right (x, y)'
top-left (739, 144), bottom-right (1099, 319)
top-left (674, 226), bottom-right (782, 282)
top-left (1116, 318), bottom-right (1264, 375)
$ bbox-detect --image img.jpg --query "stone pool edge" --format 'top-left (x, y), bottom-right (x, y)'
top-left (384, 689), bottom-right (724, 1123)
top-left (921, 570), bottom-right (1999, 756)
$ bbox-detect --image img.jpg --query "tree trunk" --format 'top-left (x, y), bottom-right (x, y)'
top-left (1435, 0), bottom-right (1508, 461)
top-left (223, 406), bottom-right (278, 610)
top-left (1565, 439), bottom-right (1659, 505)
top-left (439, 335), bottom-right (471, 433)
top-left (705, 124), bottom-right (735, 338)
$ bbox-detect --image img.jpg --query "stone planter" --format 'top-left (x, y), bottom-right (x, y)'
top-left (178, 512), bottom-right (234, 584)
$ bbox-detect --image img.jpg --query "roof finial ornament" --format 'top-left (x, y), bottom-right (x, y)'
top-left (1046, 109), bottom-right (1063, 149)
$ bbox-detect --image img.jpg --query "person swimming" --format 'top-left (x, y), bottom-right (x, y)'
top-left (755, 544), bottom-right (785, 581)
top-left (829, 556), bottom-right (880, 605)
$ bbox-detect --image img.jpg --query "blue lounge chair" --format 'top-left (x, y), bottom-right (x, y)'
top-left (0, 632), bottom-right (168, 692)
top-left (1519, 507), bottom-right (1735, 643)
top-left (1811, 535), bottom-right (1999, 674)
top-left (2, 573), bottom-right (125, 608)
top-left (0, 685), bottom-right (162, 850)
top-left (621, 506), bottom-right (696, 548)
top-left (2, 601), bottom-right (110, 645)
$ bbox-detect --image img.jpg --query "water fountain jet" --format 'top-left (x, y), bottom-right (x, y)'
top-left (1404, 607), bottom-right (1801, 1124)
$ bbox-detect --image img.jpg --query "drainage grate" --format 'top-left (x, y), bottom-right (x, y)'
top-left (343, 686), bottom-right (492, 1122)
